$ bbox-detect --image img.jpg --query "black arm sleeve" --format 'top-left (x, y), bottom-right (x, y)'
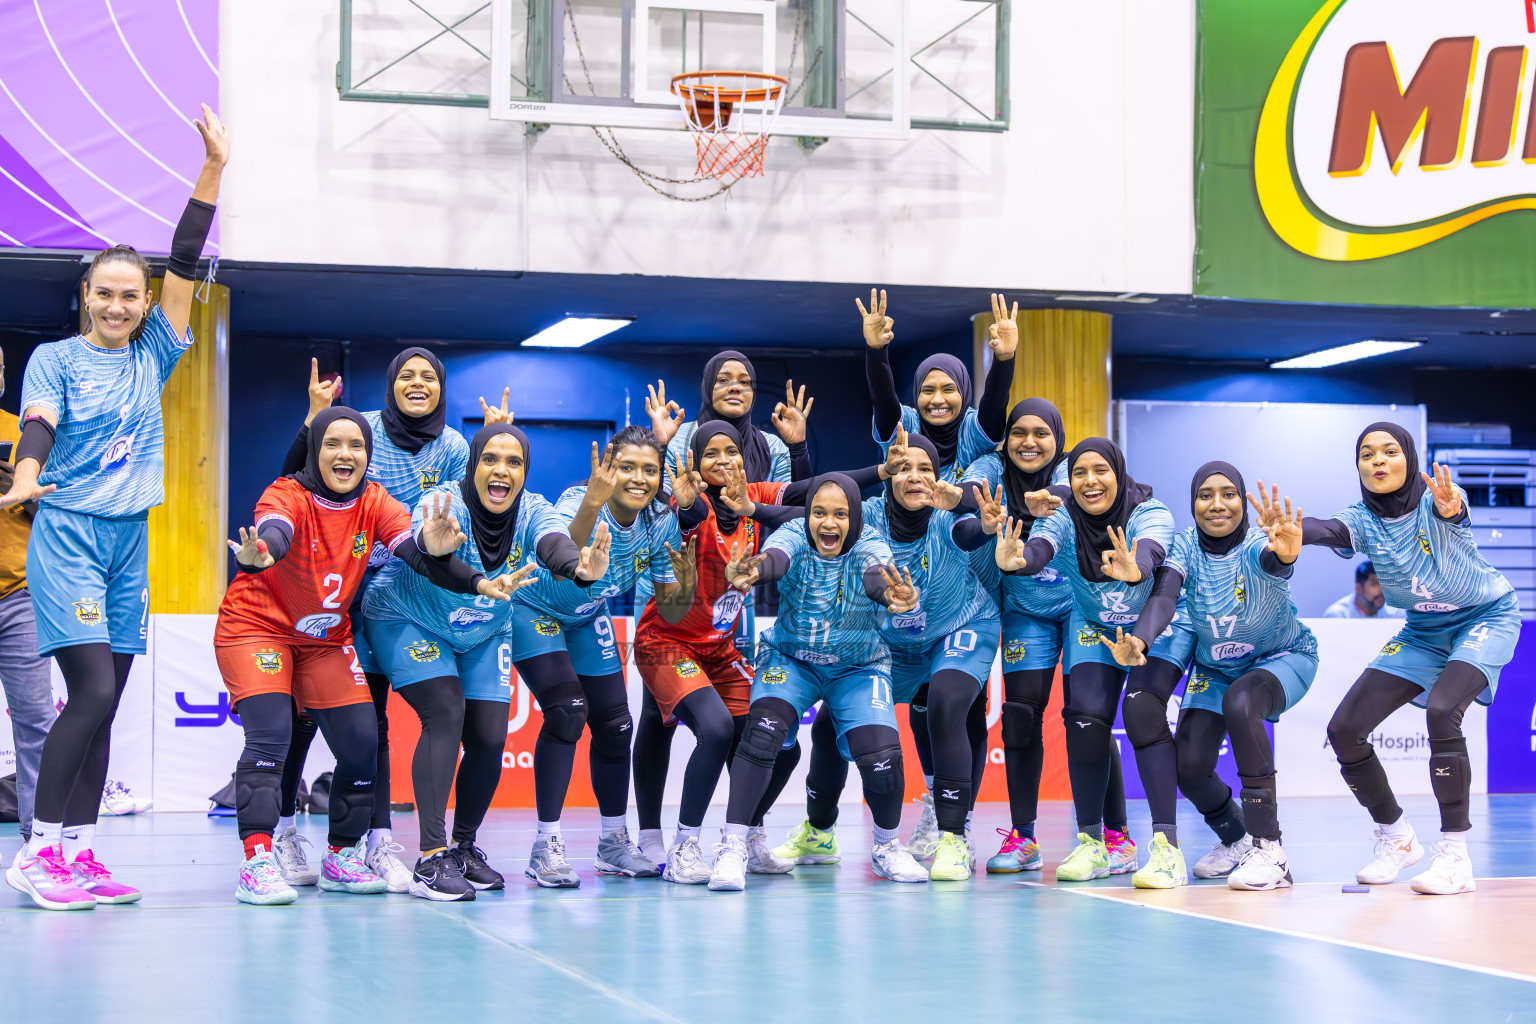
top-left (1435, 503), bottom-right (1471, 526)
top-left (15, 416), bottom-right (56, 470)
top-left (280, 425), bottom-right (309, 477)
top-left (1130, 566), bottom-right (1185, 647)
top-left (236, 520), bottom-right (294, 574)
top-left (676, 500), bottom-right (711, 530)
top-left (865, 346), bottom-right (903, 442)
top-left (862, 564), bottom-right (891, 604)
top-left (1300, 516), bottom-right (1353, 549)
top-left (1000, 536), bottom-right (1057, 577)
top-left (786, 440), bottom-right (813, 482)
top-left (393, 537), bottom-right (484, 595)
top-left (782, 463), bottom-right (885, 505)
top-left (1259, 549), bottom-right (1296, 580)
top-left (976, 354), bottom-right (1013, 442)
top-left (950, 486), bottom-right (979, 515)
top-left (535, 531), bottom-right (595, 588)
top-left (950, 517), bottom-right (992, 551)
top-left (749, 504), bottom-right (804, 530)
top-left (1135, 539), bottom-right (1167, 582)
top-left (755, 547), bottom-right (792, 584)
top-left (166, 198), bottom-right (216, 281)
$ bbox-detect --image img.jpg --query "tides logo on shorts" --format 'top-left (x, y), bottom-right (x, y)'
top-left (419, 469), bottom-right (440, 491)
top-left (674, 659), bottom-right (702, 678)
top-left (352, 531), bottom-right (369, 557)
top-left (253, 649), bottom-right (284, 675)
top-left (1002, 641), bottom-right (1027, 664)
top-left (1380, 641), bottom-right (1404, 657)
top-left (1076, 626), bottom-right (1104, 647)
top-left (406, 640), bottom-right (441, 663)
top-left (533, 616), bottom-right (561, 637)
top-left (761, 667), bottom-right (788, 685)
top-left (73, 599), bottom-right (104, 626)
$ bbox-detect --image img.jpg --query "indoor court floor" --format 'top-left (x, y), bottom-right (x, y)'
top-left (3, 794), bottom-right (1533, 1022)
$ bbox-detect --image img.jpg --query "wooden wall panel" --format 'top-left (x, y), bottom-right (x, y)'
top-left (973, 308), bottom-right (1112, 448)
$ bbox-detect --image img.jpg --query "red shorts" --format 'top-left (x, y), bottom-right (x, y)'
top-left (634, 635), bottom-right (753, 722)
top-left (216, 641), bottom-right (372, 713)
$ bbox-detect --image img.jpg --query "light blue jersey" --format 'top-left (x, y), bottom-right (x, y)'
top-left (356, 410), bottom-right (468, 567)
top-left (20, 306), bottom-right (192, 517)
top-left (961, 454), bottom-right (1073, 618)
top-left (1163, 529), bottom-right (1317, 674)
top-left (758, 524), bottom-right (893, 668)
top-left (363, 486), bottom-right (567, 651)
top-left (1333, 488), bottom-right (1514, 614)
top-left (862, 498), bottom-right (996, 648)
top-left (514, 486), bottom-right (681, 626)
top-left (1033, 499), bottom-right (1175, 628)
top-left (875, 407), bottom-right (995, 483)
top-left (669, 420), bottom-right (791, 483)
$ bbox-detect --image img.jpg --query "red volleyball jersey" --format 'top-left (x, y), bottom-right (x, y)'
top-left (215, 478), bottom-right (413, 646)
top-left (636, 482), bottom-right (788, 645)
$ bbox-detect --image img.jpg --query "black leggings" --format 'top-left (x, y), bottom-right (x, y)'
top-left (916, 672), bottom-right (986, 834)
top-left (234, 692), bottom-right (379, 847)
top-left (396, 677), bottom-right (511, 851)
top-left (453, 696), bottom-right (508, 847)
top-left (279, 670), bottom-right (392, 830)
top-left (1174, 672), bottom-right (1285, 843)
top-left (1121, 657), bottom-right (1188, 843)
top-left (33, 644), bottom-right (133, 828)
top-left (800, 705), bottom-right (914, 833)
top-left (999, 669), bottom-right (1126, 833)
top-left (513, 652), bottom-right (631, 822)
top-left (1062, 661), bottom-right (1136, 831)
top-left (1328, 664), bottom-right (1487, 833)
top-left (670, 687), bottom-right (737, 829)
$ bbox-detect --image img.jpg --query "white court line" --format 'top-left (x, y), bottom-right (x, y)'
top-left (1031, 881), bottom-right (1536, 986)
top-left (0, 226), bottom-right (23, 246)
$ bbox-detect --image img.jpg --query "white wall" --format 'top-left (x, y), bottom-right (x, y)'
top-left (218, 0), bottom-right (1195, 293)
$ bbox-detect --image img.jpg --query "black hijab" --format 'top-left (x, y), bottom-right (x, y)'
top-left (911, 354), bottom-right (973, 468)
top-left (885, 433), bottom-right (940, 544)
top-left (292, 406), bottom-right (373, 504)
top-left (691, 421), bottom-right (746, 536)
top-left (1191, 460), bottom-right (1249, 557)
top-left (1001, 398), bottom-right (1067, 535)
top-left (459, 424), bottom-right (530, 570)
top-left (1065, 438), bottom-right (1154, 583)
top-left (699, 350), bottom-right (773, 481)
top-left (1356, 421), bottom-right (1426, 520)
top-left (803, 472), bottom-right (864, 558)
top-left (381, 347), bottom-right (447, 455)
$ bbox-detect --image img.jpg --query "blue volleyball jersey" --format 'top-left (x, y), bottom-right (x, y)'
top-left (759, 523), bottom-right (893, 667)
top-left (363, 486), bottom-right (568, 652)
top-left (513, 486), bottom-right (681, 626)
top-left (874, 406), bottom-right (995, 483)
top-left (1332, 488), bottom-right (1514, 614)
top-left (668, 420), bottom-right (791, 483)
top-left (862, 498), bottom-right (996, 648)
top-left (19, 307), bottom-right (192, 517)
top-left (1163, 529), bottom-right (1317, 672)
top-left (1032, 499), bottom-right (1175, 628)
top-left (961, 454), bottom-right (1073, 617)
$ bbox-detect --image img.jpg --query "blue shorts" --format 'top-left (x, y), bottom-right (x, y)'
top-left (347, 570), bottom-right (382, 674)
top-left (1065, 608), bottom-right (1196, 672)
top-left (1000, 606), bottom-right (1070, 672)
top-left (1181, 650), bottom-right (1317, 720)
top-left (364, 616), bottom-right (514, 703)
top-left (889, 618), bottom-right (1001, 705)
top-left (1367, 593), bottom-right (1521, 706)
top-left (751, 646), bottom-right (897, 754)
top-left (27, 507), bottom-right (150, 656)
top-left (508, 602), bottom-right (623, 677)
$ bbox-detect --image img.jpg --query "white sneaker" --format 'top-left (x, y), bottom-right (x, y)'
top-left (99, 781), bottom-right (152, 816)
top-left (1227, 838), bottom-right (1292, 891)
top-left (661, 836), bottom-right (712, 885)
top-left (364, 836), bottom-right (412, 893)
top-left (1409, 842), bottom-right (1476, 895)
top-left (273, 826), bottom-right (319, 886)
top-left (638, 829), bottom-right (666, 871)
top-left (1193, 836), bottom-right (1252, 879)
top-left (708, 833), bottom-right (748, 892)
top-left (745, 827), bottom-right (794, 875)
top-left (907, 794), bottom-right (940, 860)
top-left (871, 839), bottom-right (929, 883)
top-left (1356, 825), bottom-right (1424, 884)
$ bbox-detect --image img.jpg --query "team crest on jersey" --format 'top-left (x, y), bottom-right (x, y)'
top-left (406, 640), bottom-right (441, 663)
top-left (506, 545), bottom-right (523, 570)
top-left (1234, 574), bottom-right (1246, 604)
top-left (1076, 626), bottom-right (1104, 647)
top-left (533, 617), bottom-right (561, 637)
top-left (419, 469), bottom-right (440, 490)
top-left (1186, 673), bottom-right (1210, 695)
top-left (1002, 641), bottom-right (1027, 664)
top-left (253, 649), bottom-right (284, 675)
top-left (352, 531), bottom-right (368, 557)
top-left (1417, 533), bottom-right (1431, 555)
top-left (99, 434), bottom-right (135, 472)
top-left (1380, 641), bottom-right (1404, 657)
top-left (675, 659), bottom-right (702, 678)
top-left (920, 553), bottom-right (929, 573)
top-left (633, 552), bottom-right (650, 574)
top-left (73, 599), bottom-right (103, 626)
top-left (762, 667), bottom-right (788, 685)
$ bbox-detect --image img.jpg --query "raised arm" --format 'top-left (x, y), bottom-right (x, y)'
top-left (159, 104), bottom-right (229, 339)
top-left (858, 289), bottom-right (902, 440)
top-left (995, 516), bottom-right (1058, 577)
top-left (1248, 482), bottom-right (1353, 549)
top-left (976, 293), bottom-right (1018, 442)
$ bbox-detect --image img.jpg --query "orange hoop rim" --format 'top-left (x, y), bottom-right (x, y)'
top-left (671, 70), bottom-right (788, 104)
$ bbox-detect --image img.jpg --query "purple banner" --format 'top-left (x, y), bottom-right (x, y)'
top-left (1488, 621), bottom-right (1536, 795)
top-left (0, 0), bottom-right (218, 253)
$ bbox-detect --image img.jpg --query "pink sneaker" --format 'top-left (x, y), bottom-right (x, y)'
top-left (6, 845), bottom-right (98, 911)
top-left (985, 828), bottom-right (1043, 873)
top-left (69, 850), bottom-right (143, 904)
top-left (318, 840), bottom-right (387, 894)
top-left (1105, 828), bottom-right (1138, 875)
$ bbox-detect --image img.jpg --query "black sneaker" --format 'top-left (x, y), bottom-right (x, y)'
top-left (454, 841), bottom-right (505, 891)
top-left (408, 851), bottom-right (476, 902)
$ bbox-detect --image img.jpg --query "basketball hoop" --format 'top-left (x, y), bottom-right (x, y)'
top-left (671, 71), bottom-right (789, 184)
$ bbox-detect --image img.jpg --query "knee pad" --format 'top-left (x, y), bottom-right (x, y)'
top-left (540, 684), bottom-right (589, 745)
top-left (1000, 699), bottom-right (1039, 750)
top-left (590, 705), bottom-right (634, 760)
top-left (1121, 689), bottom-right (1171, 749)
top-left (236, 758), bottom-right (284, 829)
top-left (1063, 713), bottom-right (1113, 760)
top-left (854, 744), bottom-right (904, 796)
top-left (738, 707), bottom-right (793, 769)
top-left (1325, 712), bottom-right (1366, 760)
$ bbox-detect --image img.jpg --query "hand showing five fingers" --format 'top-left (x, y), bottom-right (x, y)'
top-left (1246, 480), bottom-right (1285, 530)
top-left (856, 288), bottom-right (894, 349)
top-left (227, 526), bottom-right (274, 568)
top-left (1099, 525), bottom-right (1141, 583)
top-left (1262, 495), bottom-right (1304, 564)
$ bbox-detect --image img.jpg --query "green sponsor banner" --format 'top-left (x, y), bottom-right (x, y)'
top-left (1196, 0), bottom-right (1536, 307)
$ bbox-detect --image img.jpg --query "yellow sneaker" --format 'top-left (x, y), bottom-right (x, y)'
top-left (928, 832), bottom-right (974, 881)
top-left (771, 821), bottom-right (841, 865)
top-left (1055, 833), bottom-right (1111, 882)
top-left (1131, 832), bottom-right (1189, 889)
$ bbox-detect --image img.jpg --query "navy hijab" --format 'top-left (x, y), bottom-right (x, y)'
top-left (293, 406), bottom-right (373, 504)
top-left (699, 350), bottom-right (774, 482)
top-left (911, 354), bottom-right (972, 468)
top-left (884, 433), bottom-right (941, 544)
top-left (1001, 398), bottom-right (1067, 536)
top-left (1191, 460), bottom-right (1249, 557)
top-left (460, 423), bottom-right (531, 570)
top-left (691, 420), bottom-right (746, 535)
top-left (804, 472), bottom-right (864, 557)
top-left (1065, 438), bottom-right (1153, 583)
top-left (1356, 421), bottom-right (1426, 520)
top-left (381, 347), bottom-right (447, 455)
